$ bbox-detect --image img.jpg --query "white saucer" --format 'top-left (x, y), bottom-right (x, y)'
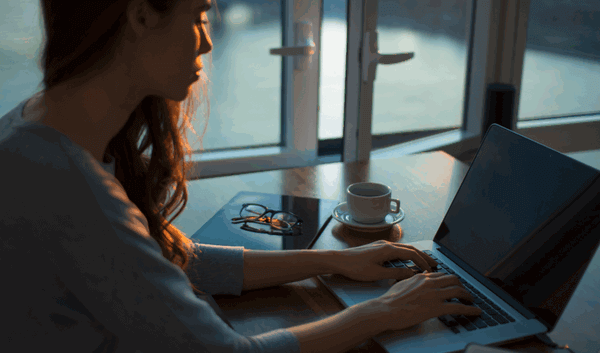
top-left (332, 202), bottom-right (405, 232)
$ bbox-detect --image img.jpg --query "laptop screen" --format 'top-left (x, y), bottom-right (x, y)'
top-left (434, 124), bottom-right (600, 329)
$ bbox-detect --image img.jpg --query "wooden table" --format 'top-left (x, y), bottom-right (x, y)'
top-left (173, 151), bottom-right (599, 353)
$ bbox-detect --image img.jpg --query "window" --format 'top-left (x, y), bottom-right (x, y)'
top-left (6, 0), bottom-right (600, 176)
top-left (519, 0), bottom-right (600, 121)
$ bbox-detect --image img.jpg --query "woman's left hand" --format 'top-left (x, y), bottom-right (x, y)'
top-left (333, 240), bottom-right (438, 282)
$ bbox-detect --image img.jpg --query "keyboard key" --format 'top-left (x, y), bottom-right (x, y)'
top-left (454, 315), bottom-right (469, 325)
top-left (440, 315), bottom-right (459, 327)
top-left (390, 259), bottom-right (406, 268)
top-left (482, 298), bottom-right (495, 306)
top-left (497, 309), bottom-right (509, 317)
top-left (479, 312), bottom-right (493, 321)
top-left (478, 303), bottom-right (492, 311)
top-left (462, 322), bottom-right (477, 331)
top-left (450, 326), bottom-right (461, 334)
top-left (383, 261), bottom-right (394, 268)
top-left (440, 264), bottom-right (449, 269)
top-left (408, 266), bottom-right (424, 274)
top-left (484, 319), bottom-right (499, 327)
top-left (457, 297), bottom-right (474, 305)
top-left (446, 269), bottom-right (455, 274)
top-left (493, 315), bottom-right (509, 324)
top-left (486, 308), bottom-right (500, 316)
top-left (454, 316), bottom-right (477, 331)
top-left (438, 315), bottom-right (451, 326)
top-left (467, 316), bottom-right (489, 329)
top-left (489, 312), bottom-right (504, 319)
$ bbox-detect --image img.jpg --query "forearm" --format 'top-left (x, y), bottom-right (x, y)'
top-left (242, 249), bottom-right (339, 291)
top-left (287, 300), bottom-right (386, 353)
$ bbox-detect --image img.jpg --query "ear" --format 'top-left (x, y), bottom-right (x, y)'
top-left (125, 0), bottom-right (161, 37)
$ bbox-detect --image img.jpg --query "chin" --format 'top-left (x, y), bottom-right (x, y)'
top-left (164, 89), bottom-right (190, 102)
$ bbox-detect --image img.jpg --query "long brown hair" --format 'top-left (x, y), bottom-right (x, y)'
top-left (38, 0), bottom-right (215, 295)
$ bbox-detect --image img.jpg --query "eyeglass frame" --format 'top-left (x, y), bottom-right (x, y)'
top-left (230, 203), bottom-right (303, 235)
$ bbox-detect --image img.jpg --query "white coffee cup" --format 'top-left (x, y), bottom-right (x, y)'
top-left (346, 182), bottom-right (401, 224)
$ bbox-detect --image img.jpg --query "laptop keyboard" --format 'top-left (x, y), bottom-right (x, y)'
top-left (383, 250), bottom-right (515, 334)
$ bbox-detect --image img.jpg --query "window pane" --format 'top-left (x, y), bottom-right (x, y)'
top-left (318, 0), bottom-right (347, 140)
top-left (519, 0), bottom-right (600, 121)
top-left (372, 0), bottom-right (470, 135)
top-left (0, 1), bottom-right (44, 117)
top-left (192, 0), bottom-right (282, 151)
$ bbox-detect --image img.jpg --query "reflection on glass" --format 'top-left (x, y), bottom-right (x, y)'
top-left (519, 0), bottom-right (600, 120)
top-left (372, 0), bottom-right (470, 135)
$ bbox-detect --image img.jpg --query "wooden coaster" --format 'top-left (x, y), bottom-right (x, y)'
top-left (330, 220), bottom-right (403, 248)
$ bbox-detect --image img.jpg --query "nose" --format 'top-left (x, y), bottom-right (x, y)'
top-left (198, 23), bottom-right (212, 55)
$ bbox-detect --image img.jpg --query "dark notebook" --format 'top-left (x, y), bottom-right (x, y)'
top-left (190, 191), bottom-right (340, 250)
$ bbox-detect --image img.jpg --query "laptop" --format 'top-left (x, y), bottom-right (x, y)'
top-left (317, 124), bottom-right (600, 353)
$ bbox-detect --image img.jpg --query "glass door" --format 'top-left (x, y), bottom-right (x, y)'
top-left (371, 0), bottom-right (472, 135)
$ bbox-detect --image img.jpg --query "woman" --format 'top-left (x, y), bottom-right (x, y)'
top-left (0, 0), bottom-right (481, 352)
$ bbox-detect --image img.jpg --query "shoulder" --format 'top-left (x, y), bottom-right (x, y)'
top-left (0, 117), bottom-right (147, 225)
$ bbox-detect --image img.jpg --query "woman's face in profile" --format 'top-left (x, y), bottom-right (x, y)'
top-left (138, 0), bottom-right (213, 101)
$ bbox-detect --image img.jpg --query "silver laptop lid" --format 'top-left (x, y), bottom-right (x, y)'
top-left (432, 124), bottom-right (600, 332)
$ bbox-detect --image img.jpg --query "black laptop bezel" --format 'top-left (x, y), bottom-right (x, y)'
top-left (431, 123), bottom-right (600, 332)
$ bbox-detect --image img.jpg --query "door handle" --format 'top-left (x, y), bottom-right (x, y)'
top-left (362, 30), bottom-right (414, 83)
top-left (270, 21), bottom-right (315, 71)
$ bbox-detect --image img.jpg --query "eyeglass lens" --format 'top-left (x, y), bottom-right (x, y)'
top-left (240, 204), bottom-right (299, 230)
top-left (240, 204), bottom-right (266, 220)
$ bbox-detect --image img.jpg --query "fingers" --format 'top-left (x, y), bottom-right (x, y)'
top-left (433, 286), bottom-right (481, 315)
top-left (384, 242), bottom-right (437, 270)
top-left (399, 244), bottom-right (438, 268)
top-left (397, 271), bottom-right (444, 283)
top-left (400, 248), bottom-right (433, 273)
top-left (444, 302), bottom-right (482, 317)
top-left (393, 267), bottom-right (419, 280)
top-left (437, 285), bottom-right (475, 303)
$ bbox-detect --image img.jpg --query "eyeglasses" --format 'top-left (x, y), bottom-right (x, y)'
top-left (231, 203), bottom-right (303, 236)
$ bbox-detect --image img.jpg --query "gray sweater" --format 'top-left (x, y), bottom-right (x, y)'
top-left (0, 97), bottom-right (301, 353)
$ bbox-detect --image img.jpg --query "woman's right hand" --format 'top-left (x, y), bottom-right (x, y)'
top-left (366, 272), bottom-right (483, 332)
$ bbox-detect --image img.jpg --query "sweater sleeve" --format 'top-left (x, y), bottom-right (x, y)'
top-left (186, 242), bottom-right (246, 296)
